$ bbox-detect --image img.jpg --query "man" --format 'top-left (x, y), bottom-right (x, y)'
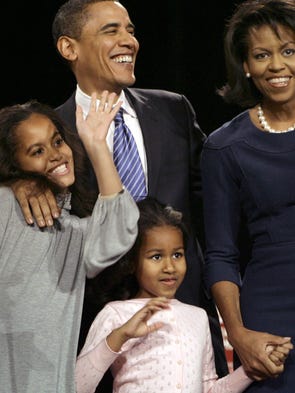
top-left (15, 0), bottom-right (228, 383)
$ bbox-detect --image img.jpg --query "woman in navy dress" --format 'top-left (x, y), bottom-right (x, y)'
top-left (201, 1), bottom-right (295, 391)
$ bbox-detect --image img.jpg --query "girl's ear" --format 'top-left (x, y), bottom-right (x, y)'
top-left (56, 36), bottom-right (78, 61)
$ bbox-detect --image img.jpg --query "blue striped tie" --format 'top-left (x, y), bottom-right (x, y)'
top-left (113, 109), bottom-right (147, 201)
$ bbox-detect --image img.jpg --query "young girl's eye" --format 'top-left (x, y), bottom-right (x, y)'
top-left (151, 254), bottom-right (161, 261)
top-left (55, 136), bottom-right (64, 147)
top-left (32, 148), bottom-right (44, 156)
top-left (283, 48), bottom-right (295, 57)
top-left (173, 252), bottom-right (183, 259)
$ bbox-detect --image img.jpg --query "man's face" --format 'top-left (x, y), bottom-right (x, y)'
top-left (71, 1), bottom-right (139, 96)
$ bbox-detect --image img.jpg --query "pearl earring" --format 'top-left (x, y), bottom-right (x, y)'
top-left (246, 72), bottom-right (251, 78)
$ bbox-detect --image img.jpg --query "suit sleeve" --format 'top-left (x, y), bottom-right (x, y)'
top-left (181, 95), bottom-right (207, 249)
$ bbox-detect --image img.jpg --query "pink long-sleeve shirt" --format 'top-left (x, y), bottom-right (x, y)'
top-left (76, 298), bottom-right (251, 393)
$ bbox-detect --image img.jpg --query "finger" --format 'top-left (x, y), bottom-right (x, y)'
top-left (99, 90), bottom-right (109, 111)
top-left (280, 341), bottom-right (294, 350)
top-left (18, 195), bottom-right (34, 225)
top-left (106, 92), bottom-right (119, 112)
top-left (111, 100), bottom-right (123, 116)
top-left (28, 196), bottom-right (46, 227)
top-left (269, 352), bottom-right (284, 366)
top-left (76, 105), bottom-right (84, 131)
top-left (147, 322), bottom-right (164, 334)
top-left (263, 356), bottom-right (284, 375)
top-left (44, 189), bottom-right (60, 220)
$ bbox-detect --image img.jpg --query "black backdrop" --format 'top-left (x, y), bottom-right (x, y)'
top-left (1, 0), bottom-right (244, 135)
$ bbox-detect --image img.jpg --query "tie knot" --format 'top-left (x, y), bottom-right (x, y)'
top-left (114, 108), bottom-right (124, 128)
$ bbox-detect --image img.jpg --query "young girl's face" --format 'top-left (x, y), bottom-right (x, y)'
top-left (135, 224), bottom-right (186, 299)
top-left (14, 113), bottom-right (75, 189)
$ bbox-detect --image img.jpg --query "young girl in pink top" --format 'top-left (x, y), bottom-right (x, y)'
top-left (75, 197), bottom-right (290, 393)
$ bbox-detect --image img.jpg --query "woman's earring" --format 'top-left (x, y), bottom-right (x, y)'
top-left (246, 72), bottom-right (251, 78)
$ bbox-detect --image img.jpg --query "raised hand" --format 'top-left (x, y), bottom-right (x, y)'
top-left (76, 90), bottom-right (123, 196)
top-left (76, 90), bottom-right (121, 154)
top-left (106, 297), bottom-right (170, 352)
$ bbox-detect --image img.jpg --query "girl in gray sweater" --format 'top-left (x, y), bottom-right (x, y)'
top-left (0, 91), bottom-right (139, 393)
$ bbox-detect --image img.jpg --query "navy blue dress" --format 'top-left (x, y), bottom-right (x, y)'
top-left (201, 110), bottom-right (295, 392)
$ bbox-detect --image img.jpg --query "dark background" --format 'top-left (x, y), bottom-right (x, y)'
top-left (1, 1), bottom-right (243, 135)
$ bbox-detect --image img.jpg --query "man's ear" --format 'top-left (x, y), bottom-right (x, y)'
top-left (56, 36), bottom-right (78, 61)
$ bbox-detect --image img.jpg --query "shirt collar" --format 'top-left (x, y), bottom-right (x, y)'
top-left (75, 85), bottom-right (137, 119)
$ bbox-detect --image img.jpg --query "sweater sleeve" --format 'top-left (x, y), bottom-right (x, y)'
top-left (202, 314), bottom-right (252, 393)
top-left (83, 189), bottom-right (139, 278)
top-left (75, 303), bottom-right (134, 393)
top-left (75, 338), bottom-right (118, 393)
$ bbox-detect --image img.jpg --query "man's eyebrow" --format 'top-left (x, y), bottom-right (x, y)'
top-left (100, 22), bottom-right (135, 31)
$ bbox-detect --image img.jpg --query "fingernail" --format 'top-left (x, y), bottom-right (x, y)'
top-left (53, 212), bottom-right (59, 218)
top-left (47, 219), bottom-right (53, 226)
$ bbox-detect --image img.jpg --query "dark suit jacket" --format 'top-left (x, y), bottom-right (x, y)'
top-left (56, 87), bottom-right (228, 378)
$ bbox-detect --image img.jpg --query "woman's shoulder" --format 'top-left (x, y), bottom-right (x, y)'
top-left (205, 110), bottom-right (252, 149)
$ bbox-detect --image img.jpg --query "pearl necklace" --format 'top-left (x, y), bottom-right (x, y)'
top-left (257, 105), bottom-right (295, 133)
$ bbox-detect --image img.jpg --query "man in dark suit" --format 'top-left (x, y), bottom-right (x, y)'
top-left (52, 0), bottom-right (228, 378)
top-left (14, 0), bottom-right (227, 384)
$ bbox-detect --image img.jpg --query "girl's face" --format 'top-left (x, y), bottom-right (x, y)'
top-left (243, 24), bottom-right (295, 106)
top-left (135, 225), bottom-right (186, 299)
top-left (14, 113), bottom-right (74, 189)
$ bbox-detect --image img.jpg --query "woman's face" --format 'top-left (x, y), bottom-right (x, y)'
top-left (243, 24), bottom-right (295, 106)
top-left (14, 113), bottom-right (74, 189)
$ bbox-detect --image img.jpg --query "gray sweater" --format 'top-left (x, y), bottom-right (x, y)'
top-left (0, 187), bottom-right (139, 393)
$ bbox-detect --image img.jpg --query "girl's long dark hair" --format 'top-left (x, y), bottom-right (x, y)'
top-left (0, 100), bottom-right (96, 217)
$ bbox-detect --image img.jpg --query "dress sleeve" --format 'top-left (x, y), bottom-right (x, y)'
top-left (83, 189), bottom-right (139, 278)
top-left (201, 145), bottom-right (242, 290)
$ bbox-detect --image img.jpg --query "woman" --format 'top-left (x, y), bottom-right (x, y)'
top-left (0, 91), bottom-right (139, 393)
top-left (201, 1), bottom-right (295, 392)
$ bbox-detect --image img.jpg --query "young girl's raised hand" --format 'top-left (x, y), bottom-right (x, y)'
top-left (106, 297), bottom-right (170, 352)
top-left (76, 91), bottom-right (121, 151)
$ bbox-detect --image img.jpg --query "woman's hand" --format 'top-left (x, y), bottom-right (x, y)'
top-left (229, 326), bottom-right (292, 380)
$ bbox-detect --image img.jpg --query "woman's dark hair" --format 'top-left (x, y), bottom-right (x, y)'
top-left (219, 0), bottom-right (295, 107)
top-left (0, 100), bottom-right (96, 217)
top-left (85, 197), bottom-right (189, 312)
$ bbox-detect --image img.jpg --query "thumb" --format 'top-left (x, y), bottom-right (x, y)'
top-left (268, 335), bottom-right (292, 345)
